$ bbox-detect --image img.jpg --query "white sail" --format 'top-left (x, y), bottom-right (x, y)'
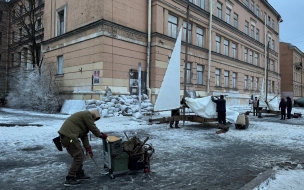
top-left (154, 28), bottom-right (182, 111)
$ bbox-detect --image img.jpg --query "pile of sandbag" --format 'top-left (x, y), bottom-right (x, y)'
top-left (85, 94), bottom-right (154, 118)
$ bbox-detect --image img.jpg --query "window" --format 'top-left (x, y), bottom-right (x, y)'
top-left (232, 72), bottom-right (237, 89)
top-left (198, 0), bottom-right (205, 9)
top-left (19, 28), bottom-right (22, 40)
top-left (197, 65), bottom-right (204, 85)
top-left (251, 25), bottom-right (255, 38)
top-left (249, 50), bottom-right (253, 64)
top-left (226, 8), bottom-right (231, 24)
top-left (256, 29), bottom-right (259, 41)
top-left (244, 48), bottom-right (248, 62)
top-left (186, 62), bottom-right (192, 84)
top-left (245, 0), bottom-right (249, 7)
top-left (216, 36), bottom-right (221, 53)
top-left (215, 69), bottom-right (221, 86)
top-left (256, 77), bottom-right (259, 91)
top-left (271, 19), bottom-right (274, 29)
top-left (256, 5), bottom-right (259, 17)
top-left (254, 53), bottom-right (259, 66)
top-left (57, 55), bottom-right (64, 74)
top-left (250, 76), bottom-right (253, 90)
top-left (245, 21), bottom-right (249, 35)
top-left (272, 81), bottom-right (275, 93)
top-left (268, 16), bottom-right (271, 26)
top-left (234, 13), bottom-right (238, 28)
top-left (224, 39), bottom-right (229, 56)
top-left (232, 43), bottom-right (237, 58)
top-left (224, 71), bottom-right (229, 88)
top-left (57, 8), bottom-right (66, 36)
top-left (244, 75), bottom-right (248, 90)
top-left (168, 14), bottom-right (178, 38)
top-left (196, 27), bottom-right (204, 47)
top-left (251, 1), bottom-right (254, 12)
top-left (217, 2), bottom-right (222, 19)
top-left (271, 39), bottom-right (275, 50)
top-left (183, 21), bottom-right (192, 43)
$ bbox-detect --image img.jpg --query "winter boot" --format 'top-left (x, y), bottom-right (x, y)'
top-left (64, 176), bottom-right (81, 187)
top-left (169, 123), bottom-right (174, 128)
top-left (76, 170), bottom-right (90, 180)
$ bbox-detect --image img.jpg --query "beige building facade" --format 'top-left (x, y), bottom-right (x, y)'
top-left (0, 0), bottom-right (276, 106)
top-left (280, 42), bottom-right (304, 100)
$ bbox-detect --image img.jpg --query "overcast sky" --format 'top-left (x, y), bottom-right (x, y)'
top-left (268, 0), bottom-right (304, 52)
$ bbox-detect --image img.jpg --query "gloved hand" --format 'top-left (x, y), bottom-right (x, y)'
top-left (85, 146), bottom-right (93, 157)
top-left (100, 132), bottom-right (108, 140)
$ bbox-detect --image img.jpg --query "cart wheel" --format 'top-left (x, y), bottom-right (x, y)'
top-left (109, 174), bottom-right (115, 179)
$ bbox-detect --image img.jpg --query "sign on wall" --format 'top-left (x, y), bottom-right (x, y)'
top-left (93, 70), bottom-right (100, 84)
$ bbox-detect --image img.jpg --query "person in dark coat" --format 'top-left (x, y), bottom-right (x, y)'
top-left (58, 110), bottom-right (108, 187)
top-left (286, 96), bottom-right (292, 119)
top-left (279, 98), bottom-right (287, 120)
top-left (252, 97), bottom-right (260, 116)
top-left (211, 95), bottom-right (226, 125)
top-left (170, 108), bottom-right (180, 128)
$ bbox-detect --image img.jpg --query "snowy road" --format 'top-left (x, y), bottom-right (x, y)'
top-left (1, 108), bottom-right (304, 189)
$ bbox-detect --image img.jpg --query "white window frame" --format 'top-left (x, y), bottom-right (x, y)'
top-left (244, 48), bottom-right (248, 62)
top-left (234, 13), bottom-right (238, 28)
top-left (217, 2), bottom-right (222, 19)
top-left (186, 62), bottom-right (192, 84)
top-left (197, 64), bottom-right (204, 85)
top-left (245, 21), bottom-right (249, 35)
top-left (183, 21), bottom-right (192, 43)
top-left (224, 39), bottom-right (229, 56)
top-left (226, 7), bottom-right (231, 24)
top-left (256, 29), bottom-right (259, 41)
top-left (254, 53), bottom-right (259, 66)
top-left (244, 75), bottom-right (248, 90)
top-left (215, 69), bottom-right (221, 87)
top-left (56, 5), bottom-right (67, 36)
top-left (224, 70), bottom-right (229, 88)
top-left (232, 43), bottom-right (237, 59)
top-left (216, 36), bottom-right (221, 53)
top-left (196, 27), bottom-right (204, 48)
top-left (249, 50), bottom-right (253, 64)
top-left (256, 77), bottom-right (259, 91)
top-left (250, 76), bottom-right (253, 90)
top-left (168, 14), bottom-right (178, 38)
top-left (57, 55), bottom-right (64, 75)
top-left (232, 72), bottom-right (237, 89)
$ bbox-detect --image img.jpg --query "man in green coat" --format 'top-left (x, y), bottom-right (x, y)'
top-left (58, 109), bottom-right (107, 187)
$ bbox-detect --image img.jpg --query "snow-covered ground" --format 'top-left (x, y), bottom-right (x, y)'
top-left (1, 106), bottom-right (304, 189)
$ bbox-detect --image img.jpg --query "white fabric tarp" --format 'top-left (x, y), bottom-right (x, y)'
top-left (185, 96), bottom-right (239, 123)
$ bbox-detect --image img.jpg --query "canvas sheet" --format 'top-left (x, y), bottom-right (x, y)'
top-left (185, 96), bottom-right (239, 123)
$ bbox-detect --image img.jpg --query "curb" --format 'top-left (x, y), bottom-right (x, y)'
top-left (239, 169), bottom-right (276, 190)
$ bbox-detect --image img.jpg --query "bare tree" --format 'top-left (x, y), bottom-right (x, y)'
top-left (1, 0), bottom-right (44, 72)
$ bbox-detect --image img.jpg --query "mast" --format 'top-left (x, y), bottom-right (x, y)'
top-left (266, 41), bottom-right (269, 102)
top-left (183, 1), bottom-right (190, 125)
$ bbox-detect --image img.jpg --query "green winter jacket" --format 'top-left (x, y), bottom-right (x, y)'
top-left (58, 110), bottom-right (101, 148)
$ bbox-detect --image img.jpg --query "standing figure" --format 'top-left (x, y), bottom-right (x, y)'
top-left (170, 108), bottom-right (180, 128)
top-left (211, 95), bottom-right (227, 125)
top-left (279, 98), bottom-right (287, 120)
top-left (58, 110), bottom-right (108, 187)
top-left (252, 97), bottom-right (259, 116)
top-left (286, 96), bottom-right (292, 119)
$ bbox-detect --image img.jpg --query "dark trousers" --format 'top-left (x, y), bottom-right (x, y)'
top-left (253, 107), bottom-right (258, 116)
top-left (170, 109), bottom-right (180, 126)
top-left (60, 135), bottom-right (84, 177)
top-left (217, 111), bottom-right (226, 125)
top-left (287, 107), bottom-right (292, 119)
top-left (280, 109), bottom-right (286, 120)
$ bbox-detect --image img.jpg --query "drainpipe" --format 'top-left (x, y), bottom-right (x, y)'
top-left (207, 0), bottom-right (213, 94)
top-left (146, 0), bottom-right (152, 100)
top-left (264, 14), bottom-right (267, 98)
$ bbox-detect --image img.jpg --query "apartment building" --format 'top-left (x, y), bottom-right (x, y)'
top-left (280, 42), bottom-right (304, 100)
top-left (0, 0), bottom-right (44, 95)
top-left (40, 0), bottom-right (281, 105)
top-left (1, 0), bottom-right (282, 106)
